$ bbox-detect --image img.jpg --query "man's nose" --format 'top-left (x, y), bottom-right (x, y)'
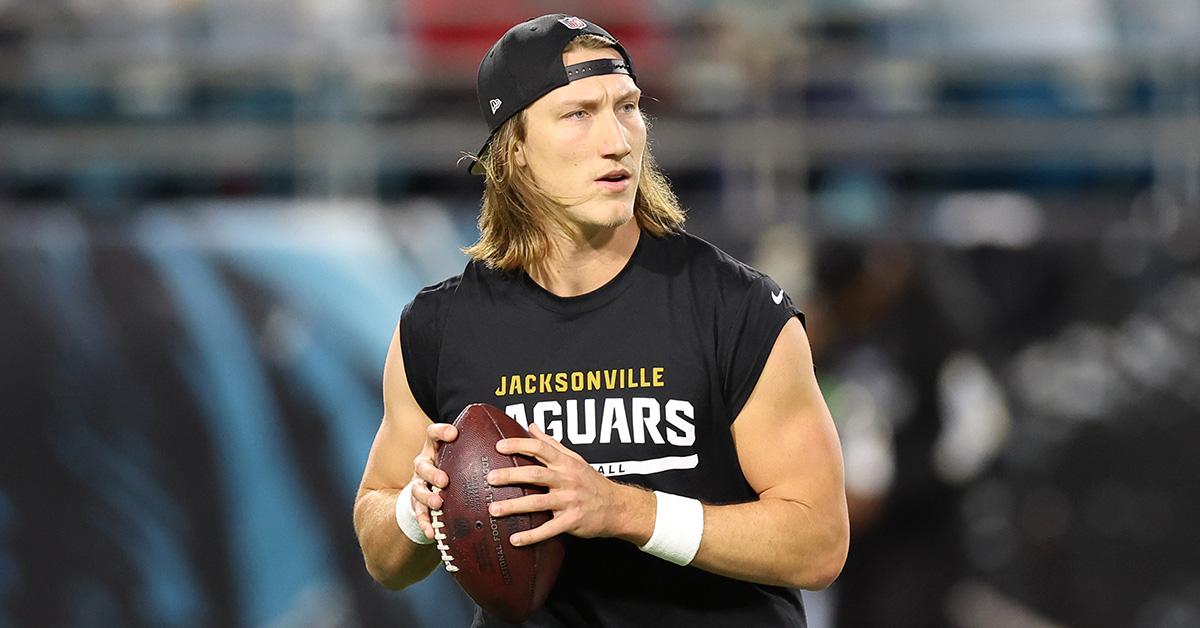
top-left (597, 109), bottom-right (632, 161)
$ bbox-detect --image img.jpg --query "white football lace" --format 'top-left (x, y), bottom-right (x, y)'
top-left (430, 486), bottom-right (458, 572)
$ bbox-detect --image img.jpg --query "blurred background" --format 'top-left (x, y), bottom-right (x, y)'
top-left (2, 1), bottom-right (1198, 627)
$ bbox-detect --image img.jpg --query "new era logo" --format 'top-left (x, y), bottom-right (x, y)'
top-left (558, 16), bottom-right (587, 29)
top-left (489, 98), bottom-right (502, 114)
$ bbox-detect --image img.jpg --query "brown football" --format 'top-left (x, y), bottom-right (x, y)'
top-left (433, 403), bottom-right (565, 623)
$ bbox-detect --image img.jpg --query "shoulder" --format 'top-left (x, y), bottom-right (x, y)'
top-left (400, 259), bottom-right (496, 347)
top-left (670, 230), bottom-right (783, 303)
top-left (400, 257), bottom-right (521, 334)
top-left (397, 267), bottom-right (476, 420)
top-left (413, 272), bottom-right (465, 305)
top-left (402, 272), bottom-right (463, 323)
top-left (664, 230), bottom-right (805, 332)
top-left (403, 253), bottom-right (512, 314)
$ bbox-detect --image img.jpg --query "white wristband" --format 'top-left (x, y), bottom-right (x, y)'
top-left (396, 482), bottom-right (434, 545)
top-left (638, 491), bottom-right (704, 566)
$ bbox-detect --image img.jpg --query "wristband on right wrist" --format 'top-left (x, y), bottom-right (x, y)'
top-left (395, 482), bottom-right (434, 545)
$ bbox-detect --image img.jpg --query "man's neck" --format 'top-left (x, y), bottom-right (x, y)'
top-left (527, 219), bottom-right (641, 298)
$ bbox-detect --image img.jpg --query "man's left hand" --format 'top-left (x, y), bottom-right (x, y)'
top-left (484, 425), bottom-right (652, 547)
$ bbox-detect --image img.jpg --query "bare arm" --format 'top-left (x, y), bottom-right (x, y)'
top-left (687, 317), bottom-right (849, 588)
top-left (488, 317), bottom-right (849, 590)
top-left (353, 324), bottom-right (456, 589)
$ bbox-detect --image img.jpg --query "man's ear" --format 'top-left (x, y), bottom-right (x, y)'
top-left (514, 142), bottom-right (527, 168)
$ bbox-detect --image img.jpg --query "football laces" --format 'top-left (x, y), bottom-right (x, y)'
top-left (430, 486), bottom-right (458, 572)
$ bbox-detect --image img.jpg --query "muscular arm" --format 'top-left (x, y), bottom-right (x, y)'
top-left (687, 317), bottom-right (849, 588)
top-left (489, 317), bottom-right (849, 590)
top-left (352, 325), bottom-right (442, 589)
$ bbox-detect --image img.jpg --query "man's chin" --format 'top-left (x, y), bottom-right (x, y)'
top-left (571, 208), bottom-right (635, 240)
top-left (599, 207), bottom-right (636, 230)
top-left (563, 198), bottom-right (636, 235)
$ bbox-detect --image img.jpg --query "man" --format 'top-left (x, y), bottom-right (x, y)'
top-left (354, 14), bottom-right (848, 627)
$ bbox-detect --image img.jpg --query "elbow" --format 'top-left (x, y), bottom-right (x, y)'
top-left (795, 538), bottom-right (848, 591)
top-left (354, 495), bottom-right (423, 591)
top-left (789, 547), bottom-right (848, 591)
top-left (364, 556), bottom-right (414, 591)
top-left (359, 536), bottom-right (428, 591)
top-left (787, 514), bottom-right (850, 591)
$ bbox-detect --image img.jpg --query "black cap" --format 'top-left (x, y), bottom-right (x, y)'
top-left (468, 14), bottom-right (636, 175)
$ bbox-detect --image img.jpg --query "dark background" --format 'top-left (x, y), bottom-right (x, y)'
top-left (1, 1), bottom-right (1198, 627)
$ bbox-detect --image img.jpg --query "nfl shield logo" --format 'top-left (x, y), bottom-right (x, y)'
top-left (558, 16), bottom-right (587, 30)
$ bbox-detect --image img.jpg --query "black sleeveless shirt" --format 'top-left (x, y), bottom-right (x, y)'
top-left (400, 230), bottom-right (807, 627)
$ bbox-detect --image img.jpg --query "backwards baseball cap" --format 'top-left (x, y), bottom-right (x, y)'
top-left (467, 14), bottom-right (637, 175)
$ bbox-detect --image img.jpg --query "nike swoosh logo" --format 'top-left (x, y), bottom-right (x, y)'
top-left (771, 288), bottom-right (784, 304)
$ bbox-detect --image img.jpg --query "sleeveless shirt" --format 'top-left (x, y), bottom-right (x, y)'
top-left (400, 229), bottom-right (807, 627)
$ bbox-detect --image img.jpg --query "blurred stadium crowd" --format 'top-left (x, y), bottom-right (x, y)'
top-left (1, 1), bottom-right (1198, 627)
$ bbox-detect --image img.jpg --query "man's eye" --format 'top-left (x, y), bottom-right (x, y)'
top-left (566, 110), bottom-right (587, 120)
top-left (621, 102), bottom-right (638, 112)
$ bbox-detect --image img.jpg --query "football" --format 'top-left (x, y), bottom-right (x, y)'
top-left (432, 403), bottom-right (565, 622)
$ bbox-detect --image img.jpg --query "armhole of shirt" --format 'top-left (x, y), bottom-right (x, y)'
top-left (399, 278), bottom-right (459, 422)
top-left (721, 275), bottom-right (805, 423)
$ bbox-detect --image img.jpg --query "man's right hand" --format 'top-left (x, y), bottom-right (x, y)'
top-left (409, 422), bottom-right (459, 540)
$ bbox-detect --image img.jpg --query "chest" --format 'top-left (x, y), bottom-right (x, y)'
top-left (434, 289), bottom-right (721, 473)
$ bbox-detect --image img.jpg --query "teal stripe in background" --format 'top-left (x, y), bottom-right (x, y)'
top-left (14, 213), bottom-right (206, 627)
top-left (137, 212), bottom-right (336, 628)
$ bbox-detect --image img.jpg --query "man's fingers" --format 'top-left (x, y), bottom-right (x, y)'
top-left (408, 480), bottom-right (439, 539)
top-left (497, 436), bottom-right (559, 465)
top-left (529, 425), bottom-right (587, 463)
top-left (426, 422), bottom-right (459, 444)
top-left (487, 464), bottom-right (555, 488)
top-left (413, 453), bottom-right (448, 488)
top-left (416, 505), bottom-right (435, 539)
top-left (510, 514), bottom-right (569, 547)
top-left (413, 479), bottom-right (443, 511)
top-left (488, 492), bottom-right (554, 518)
top-left (414, 423), bottom-right (455, 490)
top-left (527, 425), bottom-right (560, 450)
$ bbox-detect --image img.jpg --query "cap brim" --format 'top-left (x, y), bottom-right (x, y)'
top-left (467, 135), bottom-right (493, 176)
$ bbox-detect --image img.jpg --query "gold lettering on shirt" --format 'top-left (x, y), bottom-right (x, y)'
top-left (493, 367), bottom-right (667, 397)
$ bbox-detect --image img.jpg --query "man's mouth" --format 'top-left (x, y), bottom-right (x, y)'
top-left (595, 169), bottom-right (633, 191)
top-left (596, 169), bottom-right (631, 182)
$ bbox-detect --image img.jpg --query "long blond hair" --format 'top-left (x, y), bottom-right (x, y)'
top-left (463, 34), bottom-right (686, 271)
